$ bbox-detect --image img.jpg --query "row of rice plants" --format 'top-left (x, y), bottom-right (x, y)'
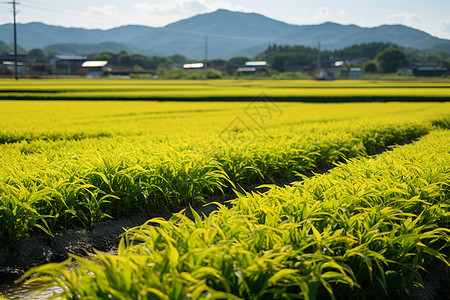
top-left (1, 101), bottom-right (448, 145)
top-left (3, 88), bottom-right (450, 101)
top-left (24, 129), bottom-right (450, 299)
top-left (1, 79), bottom-right (450, 100)
top-left (0, 116), bottom-right (441, 244)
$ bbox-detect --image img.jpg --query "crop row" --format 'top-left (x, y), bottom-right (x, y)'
top-left (1, 101), bottom-right (449, 145)
top-left (0, 112), bottom-right (446, 244)
top-left (25, 129), bottom-right (450, 299)
top-left (1, 79), bottom-right (450, 100)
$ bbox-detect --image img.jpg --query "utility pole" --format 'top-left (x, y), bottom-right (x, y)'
top-left (9, 0), bottom-right (19, 80)
top-left (204, 36), bottom-right (208, 79)
top-left (317, 41), bottom-right (321, 70)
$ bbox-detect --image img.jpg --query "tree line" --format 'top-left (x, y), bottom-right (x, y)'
top-left (1, 40), bottom-right (449, 76)
top-left (257, 42), bottom-right (450, 73)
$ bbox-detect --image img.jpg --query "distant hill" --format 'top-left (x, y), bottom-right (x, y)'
top-left (0, 9), bottom-right (449, 58)
top-left (0, 22), bottom-right (155, 52)
top-left (43, 42), bottom-right (142, 56)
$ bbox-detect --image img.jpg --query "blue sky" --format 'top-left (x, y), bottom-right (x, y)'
top-left (1, 0), bottom-right (450, 39)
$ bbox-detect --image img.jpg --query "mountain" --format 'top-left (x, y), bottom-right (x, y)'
top-left (273, 22), bottom-right (447, 51)
top-left (127, 9), bottom-right (299, 58)
top-left (43, 42), bottom-right (141, 56)
top-left (0, 9), bottom-right (449, 58)
top-left (0, 22), bottom-right (155, 52)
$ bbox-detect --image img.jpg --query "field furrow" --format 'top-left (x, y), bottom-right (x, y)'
top-left (22, 129), bottom-right (450, 299)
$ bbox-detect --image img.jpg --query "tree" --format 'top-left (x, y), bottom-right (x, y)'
top-left (46, 50), bottom-right (60, 59)
top-left (363, 60), bottom-right (379, 73)
top-left (91, 51), bottom-right (117, 65)
top-left (130, 54), bottom-right (150, 69)
top-left (28, 48), bottom-right (45, 60)
top-left (117, 51), bottom-right (131, 67)
top-left (0, 41), bottom-right (12, 53)
top-left (226, 56), bottom-right (249, 68)
top-left (272, 55), bottom-right (287, 72)
top-left (376, 48), bottom-right (408, 73)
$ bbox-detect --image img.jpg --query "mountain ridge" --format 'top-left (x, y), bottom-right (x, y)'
top-left (0, 9), bottom-right (448, 58)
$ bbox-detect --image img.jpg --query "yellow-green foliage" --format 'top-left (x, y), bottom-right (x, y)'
top-left (0, 101), bottom-right (449, 243)
top-left (24, 130), bottom-right (450, 299)
top-left (1, 79), bottom-right (450, 100)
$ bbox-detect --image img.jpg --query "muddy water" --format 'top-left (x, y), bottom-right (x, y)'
top-left (0, 252), bottom-right (112, 300)
top-left (0, 280), bottom-right (63, 299)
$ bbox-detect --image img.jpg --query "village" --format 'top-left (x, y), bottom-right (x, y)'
top-left (0, 45), bottom-right (447, 79)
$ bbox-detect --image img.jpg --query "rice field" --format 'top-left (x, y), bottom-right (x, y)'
top-left (0, 79), bottom-right (449, 299)
top-left (1, 79), bottom-right (450, 101)
top-left (20, 130), bottom-right (450, 299)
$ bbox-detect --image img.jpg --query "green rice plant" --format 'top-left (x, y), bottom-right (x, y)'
top-left (0, 108), bottom-right (446, 244)
top-left (1, 79), bottom-right (450, 101)
top-left (0, 98), bottom-right (448, 244)
top-left (22, 130), bottom-right (450, 299)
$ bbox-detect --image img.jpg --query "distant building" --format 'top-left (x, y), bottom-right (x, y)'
top-left (237, 61), bottom-right (269, 75)
top-left (80, 61), bottom-right (108, 78)
top-left (349, 57), bottom-right (369, 66)
top-left (412, 63), bottom-right (447, 77)
top-left (50, 55), bottom-right (88, 75)
top-left (340, 67), bottom-right (363, 78)
top-left (349, 67), bottom-right (362, 77)
top-left (183, 63), bottom-right (204, 71)
top-left (48, 55), bottom-right (112, 77)
top-left (0, 53), bottom-right (28, 77)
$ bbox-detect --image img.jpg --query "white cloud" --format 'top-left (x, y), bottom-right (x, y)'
top-left (87, 5), bottom-right (118, 17)
top-left (385, 13), bottom-right (421, 25)
top-left (439, 19), bottom-right (450, 33)
top-left (132, 0), bottom-right (250, 16)
top-left (212, 2), bottom-right (251, 12)
top-left (315, 6), bottom-right (331, 19)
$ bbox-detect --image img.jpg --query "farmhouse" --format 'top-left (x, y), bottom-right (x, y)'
top-left (237, 61), bottom-right (269, 75)
top-left (50, 55), bottom-right (88, 75)
top-left (183, 63), bottom-right (204, 72)
top-left (48, 55), bottom-right (112, 77)
top-left (412, 63), bottom-right (447, 77)
top-left (0, 53), bottom-right (28, 76)
top-left (80, 60), bottom-right (108, 78)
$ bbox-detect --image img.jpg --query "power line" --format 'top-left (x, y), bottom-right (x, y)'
top-left (204, 36), bottom-right (208, 79)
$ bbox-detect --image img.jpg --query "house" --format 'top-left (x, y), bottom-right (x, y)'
top-left (340, 67), bottom-right (363, 78)
top-left (237, 61), bottom-right (269, 75)
top-left (349, 57), bottom-right (369, 66)
top-left (412, 63), bottom-right (447, 77)
top-left (0, 53), bottom-right (28, 77)
top-left (80, 61), bottom-right (108, 78)
top-left (50, 55), bottom-right (88, 75)
top-left (349, 68), bottom-right (363, 77)
top-left (183, 63), bottom-right (204, 72)
top-left (49, 55), bottom-right (113, 77)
